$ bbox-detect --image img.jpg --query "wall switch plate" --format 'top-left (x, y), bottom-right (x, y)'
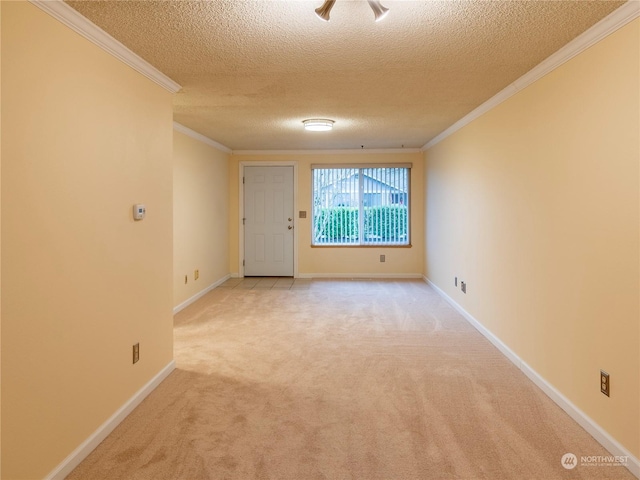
top-left (461, 281), bottom-right (466, 294)
top-left (380, 255), bottom-right (385, 263)
top-left (133, 343), bottom-right (140, 364)
top-left (194, 269), bottom-right (199, 280)
top-left (600, 370), bottom-right (610, 397)
top-left (184, 275), bottom-right (188, 284)
top-left (299, 211), bottom-right (307, 218)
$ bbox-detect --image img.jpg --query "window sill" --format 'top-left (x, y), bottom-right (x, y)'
top-left (311, 244), bottom-right (412, 248)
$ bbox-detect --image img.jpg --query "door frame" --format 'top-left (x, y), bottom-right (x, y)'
top-left (239, 161), bottom-right (298, 278)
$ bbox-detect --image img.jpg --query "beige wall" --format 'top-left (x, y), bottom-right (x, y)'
top-left (425, 19), bottom-right (639, 458)
top-left (173, 130), bottom-right (230, 307)
top-left (0, 2), bottom-right (3, 477)
top-left (1, 3), bottom-right (174, 479)
top-left (230, 152), bottom-right (424, 277)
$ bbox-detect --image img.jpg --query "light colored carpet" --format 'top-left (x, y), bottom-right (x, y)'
top-left (68, 279), bottom-right (634, 479)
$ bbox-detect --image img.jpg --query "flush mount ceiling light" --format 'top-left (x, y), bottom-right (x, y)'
top-left (314, 0), bottom-right (389, 22)
top-left (303, 119), bottom-right (335, 132)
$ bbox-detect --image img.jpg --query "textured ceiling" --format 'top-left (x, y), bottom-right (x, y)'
top-left (66, 0), bottom-right (624, 151)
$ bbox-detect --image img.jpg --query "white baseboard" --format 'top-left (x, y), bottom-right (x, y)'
top-left (173, 275), bottom-right (230, 314)
top-left (297, 273), bottom-right (423, 279)
top-left (423, 276), bottom-right (640, 479)
top-left (45, 360), bottom-right (176, 480)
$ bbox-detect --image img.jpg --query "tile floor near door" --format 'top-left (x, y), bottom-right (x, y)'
top-left (219, 277), bottom-right (311, 290)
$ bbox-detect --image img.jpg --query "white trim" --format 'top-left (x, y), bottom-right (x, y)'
top-left (424, 277), bottom-right (521, 366)
top-left (519, 362), bottom-right (639, 479)
top-left (424, 276), bottom-right (640, 479)
top-left (29, 0), bottom-right (181, 93)
top-left (239, 162), bottom-right (299, 278)
top-left (232, 148), bottom-right (421, 156)
top-left (238, 165), bottom-right (245, 277)
top-left (298, 273), bottom-right (423, 279)
top-left (172, 275), bottom-right (231, 315)
top-left (422, 0), bottom-right (640, 151)
top-left (45, 360), bottom-right (176, 480)
top-left (173, 122), bottom-right (232, 154)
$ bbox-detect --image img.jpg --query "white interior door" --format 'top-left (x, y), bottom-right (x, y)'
top-left (244, 166), bottom-right (294, 276)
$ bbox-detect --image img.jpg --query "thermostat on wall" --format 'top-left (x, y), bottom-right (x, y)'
top-left (133, 204), bottom-right (146, 221)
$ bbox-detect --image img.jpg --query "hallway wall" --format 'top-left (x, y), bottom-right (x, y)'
top-left (424, 18), bottom-right (639, 459)
top-left (1, 3), bottom-right (175, 478)
top-left (173, 129), bottom-right (230, 308)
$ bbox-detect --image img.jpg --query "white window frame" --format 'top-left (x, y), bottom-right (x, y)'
top-left (311, 164), bottom-right (411, 247)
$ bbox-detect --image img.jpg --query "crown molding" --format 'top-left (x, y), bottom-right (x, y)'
top-left (422, 0), bottom-right (640, 151)
top-left (231, 148), bottom-right (422, 156)
top-left (173, 122), bottom-right (232, 153)
top-left (29, 0), bottom-right (181, 94)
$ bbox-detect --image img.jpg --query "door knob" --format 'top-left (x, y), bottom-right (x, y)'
top-left (288, 218), bottom-right (292, 221)
top-left (288, 225), bottom-right (293, 230)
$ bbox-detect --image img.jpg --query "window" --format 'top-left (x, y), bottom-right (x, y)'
top-left (312, 166), bottom-right (410, 246)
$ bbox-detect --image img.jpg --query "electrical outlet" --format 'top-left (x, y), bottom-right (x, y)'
top-left (184, 275), bottom-right (188, 284)
top-left (133, 343), bottom-right (140, 364)
top-left (600, 370), bottom-right (610, 397)
top-left (194, 269), bottom-right (199, 280)
top-left (461, 281), bottom-right (466, 294)
top-left (455, 276), bottom-right (458, 287)
top-left (380, 255), bottom-right (385, 263)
